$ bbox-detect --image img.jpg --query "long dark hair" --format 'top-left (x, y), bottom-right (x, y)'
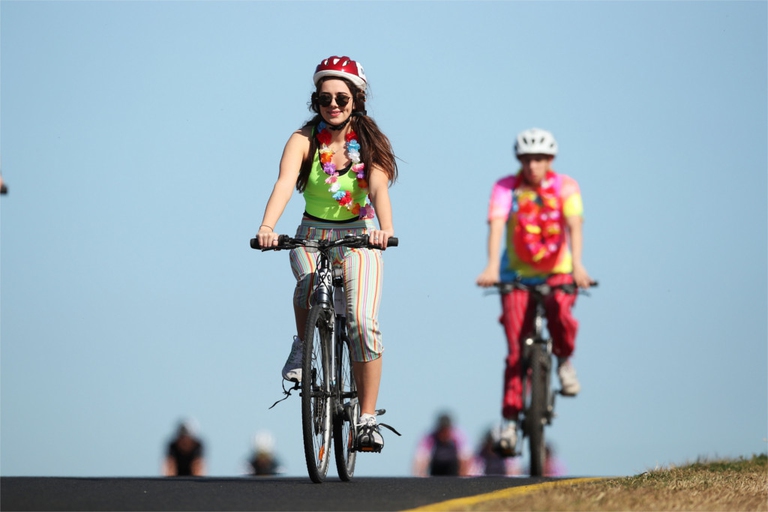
top-left (296, 77), bottom-right (398, 193)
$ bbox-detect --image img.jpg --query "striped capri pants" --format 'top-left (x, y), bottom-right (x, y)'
top-left (289, 218), bottom-right (385, 363)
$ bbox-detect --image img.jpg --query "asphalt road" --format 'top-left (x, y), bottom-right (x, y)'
top-left (1, 476), bottom-right (562, 511)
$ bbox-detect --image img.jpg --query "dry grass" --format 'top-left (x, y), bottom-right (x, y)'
top-left (460, 454), bottom-right (768, 511)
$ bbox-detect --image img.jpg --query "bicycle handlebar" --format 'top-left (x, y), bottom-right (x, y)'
top-left (492, 280), bottom-right (599, 295)
top-left (250, 234), bottom-right (398, 251)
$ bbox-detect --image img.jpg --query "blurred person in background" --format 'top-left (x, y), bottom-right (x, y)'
top-left (544, 442), bottom-right (567, 476)
top-left (163, 419), bottom-right (206, 477)
top-left (469, 428), bottom-right (520, 476)
top-left (246, 430), bottom-right (283, 476)
top-left (412, 412), bottom-right (473, 477)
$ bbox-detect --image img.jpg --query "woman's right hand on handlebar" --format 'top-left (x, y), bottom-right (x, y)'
top-left (257, 225), bottom-right (281, 248)
top-left (476, 266), bottom-right (500, 288)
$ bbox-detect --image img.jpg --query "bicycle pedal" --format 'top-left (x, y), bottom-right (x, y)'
top-left (351, 441), bottom-right (379, 453)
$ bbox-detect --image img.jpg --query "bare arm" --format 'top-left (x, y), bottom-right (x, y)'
top-left (367, 165), bottom-right (394, 248)
top-left (566, 214), bottom-right (592, 288)
top-left (412, 455), bottom-right (429, 478)
top-left (191, 457), bottom-right (206, 476)
top-left (411, 441), bottom-right (431, 477)
top-left (256, 128), bottom-right (310, 247)
top-left (476, 217), bottom-right (506, 287)
top-left (163, 457), bottom-right (176, 476)
top-left (459, 455), bottom-right (473, 477)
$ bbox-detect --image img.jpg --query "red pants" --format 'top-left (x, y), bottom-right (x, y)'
top-left (499, 274), bottom-right (578, 419)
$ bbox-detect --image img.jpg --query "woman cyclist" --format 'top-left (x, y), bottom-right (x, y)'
top-left (256, 56), bottom-right (398, 452)
top-left (476, 128), bottom-right (592, 455)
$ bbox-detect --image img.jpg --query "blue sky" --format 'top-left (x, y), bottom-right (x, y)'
top-left (1, 1), bottom-right (766, 479)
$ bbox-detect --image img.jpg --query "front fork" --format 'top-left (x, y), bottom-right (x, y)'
top-left (309, 261), bottom-right (338, 405)
top-left (331, 267), bottom-right (352, 420)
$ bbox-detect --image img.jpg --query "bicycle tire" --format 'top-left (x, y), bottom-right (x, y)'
top-left (333, 329), bottom-right (358, 481)
top-left (302, 306), bottom-right (333, 483)
top-left (528, 345), bottom-right (548, 477)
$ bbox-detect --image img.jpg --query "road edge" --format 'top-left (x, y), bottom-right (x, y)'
top-left (402, 477), bottom-right (607, 512)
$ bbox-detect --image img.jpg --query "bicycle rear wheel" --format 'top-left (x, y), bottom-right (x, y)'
top-left (333, 329), bottom-right (358, 481)
top-left (302, 306), bottom-right (333, 483)
top-left (527, 345), bottom-right (549, 477)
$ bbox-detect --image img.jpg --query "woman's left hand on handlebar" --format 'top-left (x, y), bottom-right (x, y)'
top-left (369, 229), bottom-right (393, 249)
top-left (572, 263), bottom-right (592, 289)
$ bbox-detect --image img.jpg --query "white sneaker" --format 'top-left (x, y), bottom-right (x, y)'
top-left (355, 414), bottom-right (384, 453)
top-left (558, 359), bottom-right (581, 396)
top-left (281, 336), bottom-right (303, 382)
top-left (496, 421), bottom-right (517, 457)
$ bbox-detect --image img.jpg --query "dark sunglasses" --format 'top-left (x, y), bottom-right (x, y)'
top-left (317, 93), bottom-right (351, 108)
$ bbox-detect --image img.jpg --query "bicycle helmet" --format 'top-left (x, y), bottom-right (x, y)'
top-left (176, 418), bottom-right (199, 437)
top-left (514, 128), bottom-right (558, 156)
top-left (313, 56), bottom-right (367, 90)
top-left (253, 431), bottom-right (275, 454)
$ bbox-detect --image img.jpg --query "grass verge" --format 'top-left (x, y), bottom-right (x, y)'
top-left (461, 454), bottom-right (767, 511)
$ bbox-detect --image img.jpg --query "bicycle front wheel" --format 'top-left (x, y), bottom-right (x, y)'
top-left (333, 329), bottom-right (358, 481)
top-left (528, 345), bottom-right (549, 477)
top-left (302, 306), bottom-right (333, 483)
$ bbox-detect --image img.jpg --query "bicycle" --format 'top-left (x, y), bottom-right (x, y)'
top-left (250, 233), bottom-right (398, 483)
top-left (491, 279), bottom-right (597, 477)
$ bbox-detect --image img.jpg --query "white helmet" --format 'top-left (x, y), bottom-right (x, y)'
top-left (514, 128), bottom-right (558, 156)
top-left (253, 430), bottom-right (275, 453)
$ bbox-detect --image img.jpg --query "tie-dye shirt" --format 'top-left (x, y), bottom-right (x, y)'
top-left (487, 171), bottom-right (583, 280)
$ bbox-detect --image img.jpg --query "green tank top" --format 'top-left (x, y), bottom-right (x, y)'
top-left (303, 149), bottom-right (370, 221)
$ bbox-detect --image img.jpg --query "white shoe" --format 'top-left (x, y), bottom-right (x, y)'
top-left (355, 414), bottom-right (385, 452)
top-left (558, 360), bottom-right (581, 396)
top-left (281, 336), bottom-right (303, 382)
top-left (496, 421), bottom-right (517, 457)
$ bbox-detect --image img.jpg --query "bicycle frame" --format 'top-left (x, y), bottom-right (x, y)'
top-left (251, 233), bottom-right (398, 482)
top-left (495, 281), bottom-right (566, 476)
top-left (306, 242), bottom-right (339, 391)
top-left (492, 279), bottom-right (596, 476)
top-left (307, 245), bottom-right (353, 422)
top-left (519, 285), bottom-right (556, 436)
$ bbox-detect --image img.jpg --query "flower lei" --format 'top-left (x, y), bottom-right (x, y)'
top-left (317, 121), bottom-right (375, 220)
top-left (512, 170), bottom-right (564, 271)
